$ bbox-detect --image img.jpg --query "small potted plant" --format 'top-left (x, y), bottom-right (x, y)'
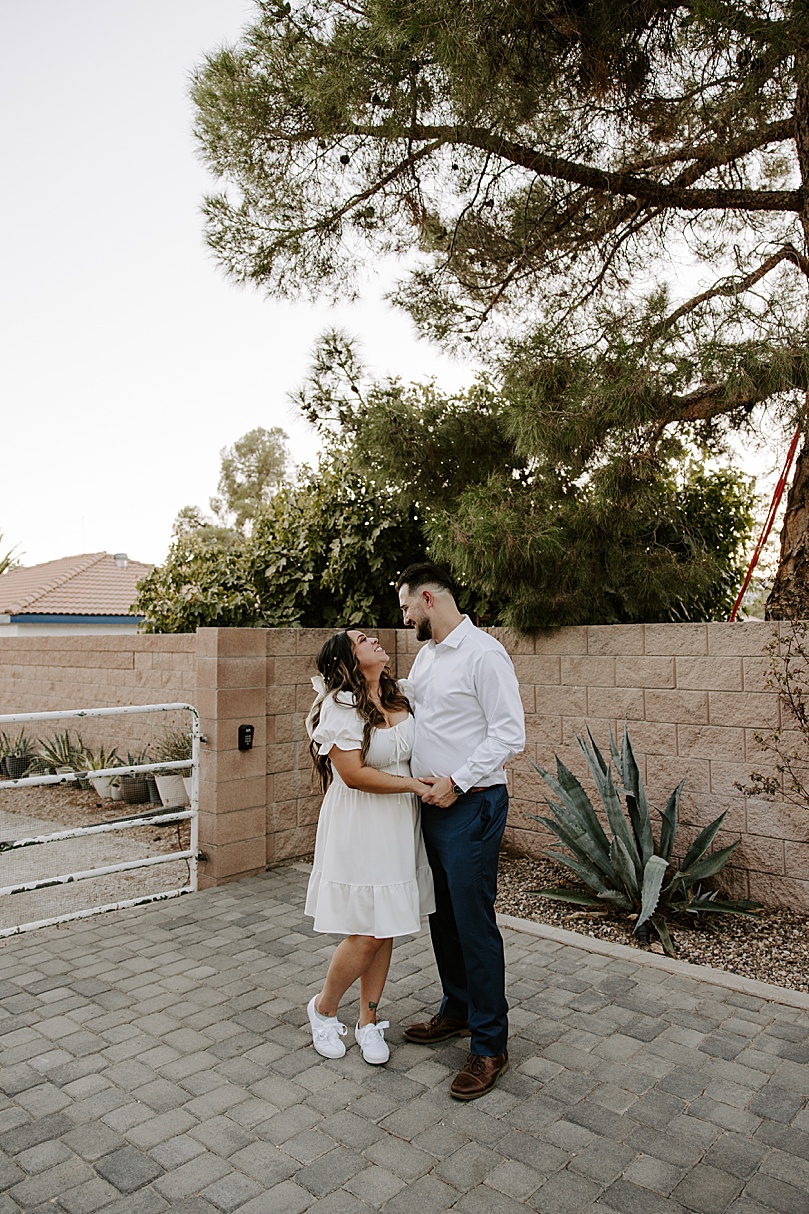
top-left (0, 730), bottom-right (36, 780)
top-left (83, 745), bottom-right (120, 799)
top-left (153, 728), bottom-right (192, 808)
top-left (35, 730), bottom-right (87, 786)
top-left (118, 750), bottom-right (154, 805)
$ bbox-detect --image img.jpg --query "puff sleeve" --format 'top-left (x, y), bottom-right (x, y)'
top-left (311, 693), bottom-right (364, 756)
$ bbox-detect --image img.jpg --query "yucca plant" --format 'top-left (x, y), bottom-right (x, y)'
top-left (530, 726), bottom-right (760, 955)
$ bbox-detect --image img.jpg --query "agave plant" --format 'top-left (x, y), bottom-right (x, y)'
top-left (34, 730), bottom-right (87, 781)
top-left (531, 726), bottom-right (760, 955)
top-left (81, 744), bottom-right (120, 772)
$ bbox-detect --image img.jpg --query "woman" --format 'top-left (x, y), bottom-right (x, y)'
top-left (304, 628), bottom-right (435, 1064)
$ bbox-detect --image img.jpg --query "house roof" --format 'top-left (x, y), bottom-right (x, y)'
top-left (0, 553), bottom-right (154, 617)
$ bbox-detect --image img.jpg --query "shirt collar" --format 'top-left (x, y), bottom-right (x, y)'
top-left (433, 615), bottom-right (472, 650)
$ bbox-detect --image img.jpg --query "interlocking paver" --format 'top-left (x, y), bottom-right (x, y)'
top-left (201, 1170), bottom-right (264, 1212)
top-left (94, 1146), bottom-right (164, 1192)
top-left (0, 866), bottom-right (806, 1214)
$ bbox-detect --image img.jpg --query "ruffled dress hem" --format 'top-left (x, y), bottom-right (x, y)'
top-left (305, 863), bottom-right (435, 938)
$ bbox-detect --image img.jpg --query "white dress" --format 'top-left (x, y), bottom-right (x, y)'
top-left (305, 684), bottom-right (435, 938)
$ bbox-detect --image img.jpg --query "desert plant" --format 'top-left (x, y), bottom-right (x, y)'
top-left (81, 745), bottom-right (120, 772)
top-left (0, 730), bottom-right (35, 758)
top-left (117, 750), bottom-right (155, 805)
top-left (34, 730), bottom-right (86, 775)
top-left (531, 726), bottom-right (760, 955)
top-left (155, 728), bottom-right (192, 769)
top-left (0, 730), bottom-right (35, 778)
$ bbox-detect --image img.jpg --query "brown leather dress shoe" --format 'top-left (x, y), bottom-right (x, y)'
top-left (450, 1051), bottom-right (509, 1100)
top-left (402, 1013), bottom-right (470, 1044)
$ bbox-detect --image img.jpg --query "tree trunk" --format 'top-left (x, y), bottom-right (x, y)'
top-left (766, 436), bottom-right (809, 619)
top-left (765, 33), bottom-right (809, 621)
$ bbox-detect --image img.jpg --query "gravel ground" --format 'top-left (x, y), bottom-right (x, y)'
top-left (496, 846), bottom-right (809, 994)
top-left (0, 785), bottom-right (192, 931)
top-left (0, 785), bottom-right (190, 853)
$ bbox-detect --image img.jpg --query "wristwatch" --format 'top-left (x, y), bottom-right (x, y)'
top-left (451, 782), bottom-right (464, 796)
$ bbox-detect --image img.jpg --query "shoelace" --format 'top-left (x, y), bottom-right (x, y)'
top-left (313, 1019), bottom-right (347, 1045)
top-left (463, 1053), bottom-right (488, 1074)
top-left (359, 1020), bottom-right (390, 1038)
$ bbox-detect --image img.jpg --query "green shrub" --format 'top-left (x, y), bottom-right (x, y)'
top-left (531, 726), bottom-right (760, 955)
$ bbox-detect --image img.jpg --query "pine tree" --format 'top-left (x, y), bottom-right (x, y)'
top-left (192, 1), bottom-right (809, 616)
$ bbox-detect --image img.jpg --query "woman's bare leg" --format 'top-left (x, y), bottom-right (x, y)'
top-left (316, 935), bottom-right (390, 1019)
top-left (358, 937), bottom-right (393, 1026)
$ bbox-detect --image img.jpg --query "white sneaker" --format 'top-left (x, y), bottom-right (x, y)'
top-left (307, 996), bottom-right (347, 1059)
top-left (355, 1020), bottom-right (390, 1065)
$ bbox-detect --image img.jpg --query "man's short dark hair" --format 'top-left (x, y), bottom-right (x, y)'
top-left (396, 562), bottom-right (456, 596)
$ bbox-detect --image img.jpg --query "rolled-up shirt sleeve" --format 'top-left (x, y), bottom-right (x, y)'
top-left (450, 649), bottom-right (525, 791)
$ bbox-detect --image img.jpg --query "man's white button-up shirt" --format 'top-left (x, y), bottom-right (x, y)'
top-left (408, 616), bottom-right (525, 791)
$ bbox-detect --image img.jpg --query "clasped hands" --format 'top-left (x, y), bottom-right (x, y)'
top-left (414, 775), bottom-right (457, 808)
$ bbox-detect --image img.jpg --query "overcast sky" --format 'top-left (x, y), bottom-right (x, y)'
top-left (0, 0), bottom-right (475, 569)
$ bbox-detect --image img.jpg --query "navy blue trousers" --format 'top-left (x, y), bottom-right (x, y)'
top-left (420, 786), bottom-right (509, 1057)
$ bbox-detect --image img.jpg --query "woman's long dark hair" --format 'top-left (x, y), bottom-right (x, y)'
top-left (308, 630), bottom-right (412, 792)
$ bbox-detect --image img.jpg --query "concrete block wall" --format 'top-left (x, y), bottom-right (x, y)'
top-left (0, 634), bottom-right (196, 755)
top-left (0, 621), bottom-right (806, 909)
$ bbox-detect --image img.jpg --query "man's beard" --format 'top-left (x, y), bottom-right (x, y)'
top-left (415, 618), bottom-right (432, 642)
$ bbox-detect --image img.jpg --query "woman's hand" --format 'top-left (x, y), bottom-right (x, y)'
top-left (329, 746), bottom-right (436, 797)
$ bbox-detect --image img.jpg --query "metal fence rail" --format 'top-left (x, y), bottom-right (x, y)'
top-left (0, 703), bottom-right (200, 936)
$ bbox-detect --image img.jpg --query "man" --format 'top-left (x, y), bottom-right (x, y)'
top-left (396, 562), bottom-right (525, 1100)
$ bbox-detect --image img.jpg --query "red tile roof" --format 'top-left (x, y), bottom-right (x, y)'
top-left (0, 553), bottom-right (154, 617)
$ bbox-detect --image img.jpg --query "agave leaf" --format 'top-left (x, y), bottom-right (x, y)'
top-left (688, 899), bottom-right (763, 916)
top-left (597, 889), bottom-right (634, 910)
top-left (533, 810), bottom-right (618, 882)
top-left (658, 780), bottom-right (683, 862)
top-left (610, 836), bottom-right (640, 896)
top-left (680, 811), bottom-right (728, 872)
top-left (676, 842), bottom-right (739, 885)
top-left (583, 725), bottom-right (610, 776)
top-left (635, 855), bottom-right (669, 931)
top-left (595, 763), bottom-right (642, 883)
top-left (529, 888), bottom-right (605, 908)
top-left (621, 727), bottom-right (655, 865)
top-left (650, 915), bottom-right (676, 956)
top-left (531, 758), bottom-right (612, 864)
top-left (609, 727), bottom-right (623, 777)
top-left (543, 850), bottom-right (619, 898)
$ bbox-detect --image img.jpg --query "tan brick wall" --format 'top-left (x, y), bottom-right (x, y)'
top-left (0, 634), bottom-right (196, 755)
top-left (473, 621), bottom-right (805, 911)
top-left (1, 621), bottom-right (805, 910)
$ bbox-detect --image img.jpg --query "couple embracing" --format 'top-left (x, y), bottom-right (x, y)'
top-left (303, 563), bottom-right (525, 1101)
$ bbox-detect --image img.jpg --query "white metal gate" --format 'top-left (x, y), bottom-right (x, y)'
top-left (0, 703), bottom-right (200, 936)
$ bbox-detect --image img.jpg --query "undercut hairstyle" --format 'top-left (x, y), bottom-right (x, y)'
top-left (308, 629), bottom-right (413, 793)
top-left (395, 562), bottom-right (456, 597)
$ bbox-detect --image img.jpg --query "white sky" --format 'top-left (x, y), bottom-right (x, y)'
top-left (0, 0), bottom-right (475, 569)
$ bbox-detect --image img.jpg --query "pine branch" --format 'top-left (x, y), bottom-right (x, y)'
top-left (624, 118), bottom-right (794, 176)
top-left (343, 123), bottom-right (800, 213)
top-left (655, 246), bottom-right (808, 334)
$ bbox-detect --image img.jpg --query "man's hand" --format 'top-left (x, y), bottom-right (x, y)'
top-left (420, 776), bottom-right (458, 808)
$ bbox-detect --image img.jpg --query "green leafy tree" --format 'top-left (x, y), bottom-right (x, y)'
top-left (134, 449), bottom-right (425, 632)
top-left (210, 425), bottom-right (290, 531)
top-left (299, 332), bottom-right (756, 627)
top-left (172, 505), bottom-right (239, 549)
top-left (192, 0), bottom-right (809, 616)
